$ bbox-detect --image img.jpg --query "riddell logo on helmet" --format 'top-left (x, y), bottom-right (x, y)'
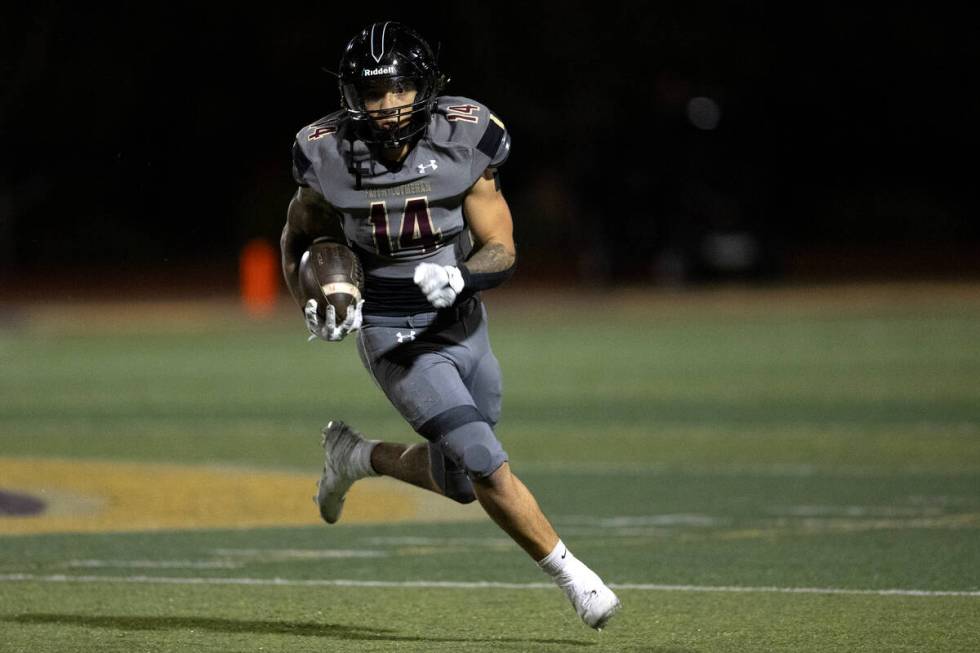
top-left (363, 66), bottom-right (396, 76)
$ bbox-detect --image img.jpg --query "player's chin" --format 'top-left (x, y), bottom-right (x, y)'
top-left (375, 111), bottom-right (415, 127)
top-left (374, 120), bottom-right (410, 134)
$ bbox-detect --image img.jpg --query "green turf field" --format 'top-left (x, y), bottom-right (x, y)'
top-left (2, 284), bottom-right (979, 651)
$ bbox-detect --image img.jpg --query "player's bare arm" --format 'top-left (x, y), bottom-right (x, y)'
top-left (281, 186), bottom-right (344, 307)
top-left (461, 169), bottom-right (516, 276)
top-left (413, 170), bottom-right (515, 308)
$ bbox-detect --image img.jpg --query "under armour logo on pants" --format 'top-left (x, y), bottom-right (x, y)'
top-left (396, 330), bottom-right (416, 343)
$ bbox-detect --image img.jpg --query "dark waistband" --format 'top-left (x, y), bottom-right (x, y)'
top-left (363, 295), bottom-right (480, 328)
top-left (362, 275), bottom-right (432, 316)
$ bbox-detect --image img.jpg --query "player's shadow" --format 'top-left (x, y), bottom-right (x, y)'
top-left (5, 613), bottom-right (600, 647)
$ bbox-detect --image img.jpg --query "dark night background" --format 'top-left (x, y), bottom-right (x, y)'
top-left (2, 2), bottom-right (978, 295)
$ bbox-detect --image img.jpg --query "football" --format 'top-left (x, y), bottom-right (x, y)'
top-left (298, 240), bottom-right (365, 323)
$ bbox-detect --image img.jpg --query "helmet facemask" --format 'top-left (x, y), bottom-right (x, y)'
top-left (341, 75), bottom-right (436, 150)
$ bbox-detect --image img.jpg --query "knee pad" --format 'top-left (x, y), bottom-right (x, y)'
top-left (438, 420), bottom-right (508, 480)
top-left (427, 444), bottom-right (476, 504)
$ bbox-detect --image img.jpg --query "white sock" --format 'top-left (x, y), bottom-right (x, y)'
top-left (353, 439), bottom-right (381, 478)
top-left (537, 539), bottom-right (579, 578)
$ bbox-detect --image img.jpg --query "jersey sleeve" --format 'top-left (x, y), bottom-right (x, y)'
top-left (292, 140), bottom-right (317, 187)
top-left (434, 97), bottom-right (512, 185)
top-left (291, 114), bottom-right (342, 189)
top-left (477, 112), bottom-right (511, 168)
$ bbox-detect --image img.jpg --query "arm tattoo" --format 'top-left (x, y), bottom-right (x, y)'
top-left (464, 241), bottom-right (515, 275)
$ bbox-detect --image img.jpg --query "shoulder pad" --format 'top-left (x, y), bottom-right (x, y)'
top-left (296, 110), bottom-right (346, 145)
top-left (431, 96), bottom-right (511, 167)
top-left (292, 111), bottom-right (349, 189)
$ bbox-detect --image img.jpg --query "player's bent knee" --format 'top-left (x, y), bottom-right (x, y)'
top-left (427, 441), bottom-right (477, 504)
top-left (439, 420), bottom-right (508, 480)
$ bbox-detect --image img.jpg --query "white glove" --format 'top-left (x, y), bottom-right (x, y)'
top-left (305, 298), bottom-right (363, 342)
top-left (414, 263), bottom-right (465, 308)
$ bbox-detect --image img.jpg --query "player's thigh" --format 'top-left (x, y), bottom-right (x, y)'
top-left (466, 350), bottom-right (502, 426)
top-left (362, 342), bottom-right (476, 432)
top-left (456, 304), bottom-right (502, 425)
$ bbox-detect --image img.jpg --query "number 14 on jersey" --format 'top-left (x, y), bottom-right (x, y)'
top-left (368, 197), bottom-right (441, 255)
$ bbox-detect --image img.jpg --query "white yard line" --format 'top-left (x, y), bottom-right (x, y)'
top-left (211, 549), bottom-right (387, 559)
top-left (65, 560), bottom-right (242, 569)
top-left (1, 573), bottom-right (977, 597)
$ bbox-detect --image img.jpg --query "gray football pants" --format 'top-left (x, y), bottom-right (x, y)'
top-left (356, 300), bottom-right (507, 502)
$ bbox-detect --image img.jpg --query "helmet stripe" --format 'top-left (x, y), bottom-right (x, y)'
top-left (370, 21), bottom-right (390, 64)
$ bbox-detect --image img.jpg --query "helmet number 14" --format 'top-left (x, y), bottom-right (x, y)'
top-left (368, 197), bottom-right (440, 255)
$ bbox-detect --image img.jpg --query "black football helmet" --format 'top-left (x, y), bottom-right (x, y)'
top-left (338, 22), bottom-right (446, 149)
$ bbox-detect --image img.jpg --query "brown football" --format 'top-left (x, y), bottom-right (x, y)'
top-left (298, 240), bottom-right (365, 323)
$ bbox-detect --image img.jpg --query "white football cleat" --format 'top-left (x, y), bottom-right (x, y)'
top-left (558, 570), bottom-right (622, 630)
top-left (314, 420), bottom-right (371, 524)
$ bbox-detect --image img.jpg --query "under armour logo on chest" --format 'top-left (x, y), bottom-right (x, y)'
top-left (417, 160), bottom-right (438, 174)
top-left (396, 330), bottom-right (416, 343)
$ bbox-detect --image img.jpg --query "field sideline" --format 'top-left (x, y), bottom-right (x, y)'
top-left (1, 282), bottom-right (978, 651)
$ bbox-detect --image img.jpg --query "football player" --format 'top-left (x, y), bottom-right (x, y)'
top-left (281, 21), bottom-right (620, 630)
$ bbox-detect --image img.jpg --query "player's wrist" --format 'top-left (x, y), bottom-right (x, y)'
top-left (457, 262), bottom-right (514, 291)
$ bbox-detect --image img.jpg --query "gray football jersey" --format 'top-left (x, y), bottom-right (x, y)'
top-left (292, 96), bottom-right (511, 317)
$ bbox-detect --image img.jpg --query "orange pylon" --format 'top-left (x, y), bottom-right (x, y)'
top-left (240, 238), bottom-right (279, 317)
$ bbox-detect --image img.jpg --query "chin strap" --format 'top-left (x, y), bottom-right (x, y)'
top-left (345, 131), bottom-right (367, 190)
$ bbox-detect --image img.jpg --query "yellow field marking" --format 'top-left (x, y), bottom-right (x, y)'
top-left (0, 458), bottom-right (482, 535)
